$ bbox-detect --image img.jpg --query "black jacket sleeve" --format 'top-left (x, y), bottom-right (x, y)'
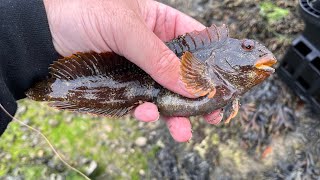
top-left (0, 0), bottom-right (59, 136)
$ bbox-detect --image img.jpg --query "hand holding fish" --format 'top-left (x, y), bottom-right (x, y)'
top-left (42, 0), bottom-right (225, 142)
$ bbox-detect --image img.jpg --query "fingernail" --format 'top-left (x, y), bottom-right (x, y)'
top-left (204, 110), bottom-right (223, 125)
top-left (145, 108), bottom-right (160, 122)
top-left (149, 114), bottom-right (160, 122)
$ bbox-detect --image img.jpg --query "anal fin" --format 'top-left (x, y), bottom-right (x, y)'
top-left (49, 101), bottom-right (134, 118)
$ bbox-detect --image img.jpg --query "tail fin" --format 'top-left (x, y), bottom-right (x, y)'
top-left (26, 81), bottom-right (52, 101)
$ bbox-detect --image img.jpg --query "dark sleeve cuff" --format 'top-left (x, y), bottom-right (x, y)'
top-left (0, 79), bottom-right (17, 136)
top-left (0, 0), bottom-right (59, 136)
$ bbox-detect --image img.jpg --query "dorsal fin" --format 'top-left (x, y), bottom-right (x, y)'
top-left (49, 52), bottom-right (132, 80)
top-left (166, 24), bottom-right (229, 56)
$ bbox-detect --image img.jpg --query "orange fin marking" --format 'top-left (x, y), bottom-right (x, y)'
top-left (207, 88), bottom-right (217, 99)
top-left (224, 99), bottom-right (240, 124)
top-left (180, 51), bottom-right (216, 98)
top-left (198, 89), bottom-right (211, 97)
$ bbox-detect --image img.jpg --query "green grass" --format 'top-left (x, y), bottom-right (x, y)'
top-left (259, 1), bottom-right (290, 23)
top-left (0, 100), bottom-right (149, 179)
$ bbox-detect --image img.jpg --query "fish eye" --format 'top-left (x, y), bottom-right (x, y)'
top-left (241, 39), bottom-right (255, 51)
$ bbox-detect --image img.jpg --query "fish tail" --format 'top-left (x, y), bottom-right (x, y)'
top-left (26, 81), bottom-right (52, 101)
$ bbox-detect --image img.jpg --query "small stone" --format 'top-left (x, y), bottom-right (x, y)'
top-left (22, 119), bottom-right (30, 125)
top-left (110, 143), bottom-right (117, 149)
top-left (138, 122), bottom-right (145, 128)
top-left (17, 106), bottom-right (27, 114)
top-left (65, 116), bottom-right (73, 123)
top-left (5, 154), bottom-right (11, 160)
top-left (21, 157), bottom-right (27, 163)
top-left (118, 147), bottom-right (126, 153)
top-left (21, 134), bottom-right (28, 140)
top-left (139, 169), bottom-right (145, 176)
top-left (79, 157), bottom-right (89, 165)
top-left (48, 119), bottom-right (59, 127)
top-left (150, 131), bottom-right (157, 136)
top-left (103, 125), bottom-right (112, 132)
top-left (50, 174), bottom-right (63, 180)
top-left (129, 148), bottom-right (135, 153)
top-left (156, 140), bottom-right (165, 148)
top-left (135, 137), bottom-right (147, 147)
top-left (47, 159), bottom-right (56, 169)
top-left (37, 150), bottom-right (44, 157)
top-left (85, 160), bottom-right (98, 175)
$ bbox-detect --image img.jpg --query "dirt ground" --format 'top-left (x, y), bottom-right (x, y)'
top-left (144, 0), bottom-right (320, 179)
top-left (1, 0), bottom-right (319, 179)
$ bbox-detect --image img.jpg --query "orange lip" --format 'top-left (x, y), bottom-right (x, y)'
top-left (254, 54), bottom-right (277, 72)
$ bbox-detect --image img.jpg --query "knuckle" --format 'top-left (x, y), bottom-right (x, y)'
top-left (149, 49), bottom-right (179, 79)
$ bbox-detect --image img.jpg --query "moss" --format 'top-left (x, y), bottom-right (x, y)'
top-left (260, 1), bottom-right (290, 23)
top-left (211, 133), bottom-right (220, 145)
top-left (0, 100), bottom-right (149, 179)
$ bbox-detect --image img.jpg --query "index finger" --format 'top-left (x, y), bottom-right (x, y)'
top-left (144, 1), bottom-right (206, 41)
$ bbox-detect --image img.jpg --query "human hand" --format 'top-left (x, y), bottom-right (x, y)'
top-left (43, 0), bottom-right (222, 142)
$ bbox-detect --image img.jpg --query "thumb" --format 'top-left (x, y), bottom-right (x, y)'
top-left (112, 17), bottom-right (194, 98)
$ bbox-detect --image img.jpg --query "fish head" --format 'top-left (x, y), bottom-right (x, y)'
top-left (210, 38), bottom-right (277, 93)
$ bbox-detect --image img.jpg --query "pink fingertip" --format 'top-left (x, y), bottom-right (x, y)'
top-left (204, 109), bottom-right (223, 125)
top-left (133, 102), bottom-right (160, 122)
top-left (164, 117), bottom-right (192, 142)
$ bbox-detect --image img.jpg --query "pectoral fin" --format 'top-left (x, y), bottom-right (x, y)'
top-left (180, 51), bottom-right (216, 98)
top-left (221, 98), bottom-right (240, 124)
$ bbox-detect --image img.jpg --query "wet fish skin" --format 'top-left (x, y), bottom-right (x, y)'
top-left (26, 24), bottom-right (277, 119)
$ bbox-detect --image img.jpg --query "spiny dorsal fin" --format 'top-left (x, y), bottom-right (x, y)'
top-left (180, 51), bottom-right (217, 98)
top-left (166, 24), bottom-right (229, 56)
top-left (49, 52), bottom-right (132, 80)
top-left (186, 24), bottom-right (229, 49)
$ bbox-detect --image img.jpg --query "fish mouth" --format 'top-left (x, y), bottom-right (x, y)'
top-left (254, 54), bottom-right (277, 73)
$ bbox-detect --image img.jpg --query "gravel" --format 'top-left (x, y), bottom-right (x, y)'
top-left (143, 0), bottom-right (320, 179)
top-left (2, 0), bottom-right (319, 179)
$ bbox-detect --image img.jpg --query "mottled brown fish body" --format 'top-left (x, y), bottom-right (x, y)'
top-left (27, 24), bottom-right (277, 121)
top-left (157, 86), bottom-right (234, 117)
top-left (27, 53), bottom-right (161, 117)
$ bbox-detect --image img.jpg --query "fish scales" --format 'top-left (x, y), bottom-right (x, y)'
top-left (27, 24), bottom-right (277, 122)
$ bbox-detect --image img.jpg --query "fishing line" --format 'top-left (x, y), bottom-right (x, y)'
top-left (0, 103), bottom-right (91, 180)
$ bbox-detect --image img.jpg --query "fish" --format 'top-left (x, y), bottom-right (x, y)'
top-left (26, 24), bottom-right (277, 123)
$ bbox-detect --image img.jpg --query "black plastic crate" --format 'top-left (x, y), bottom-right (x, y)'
top-left (278, 0), bottom-right (320, 113)
top-left (300, 0), bottom-right (320, 47)
top-left (278, 36), bottom-right (320, 112)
